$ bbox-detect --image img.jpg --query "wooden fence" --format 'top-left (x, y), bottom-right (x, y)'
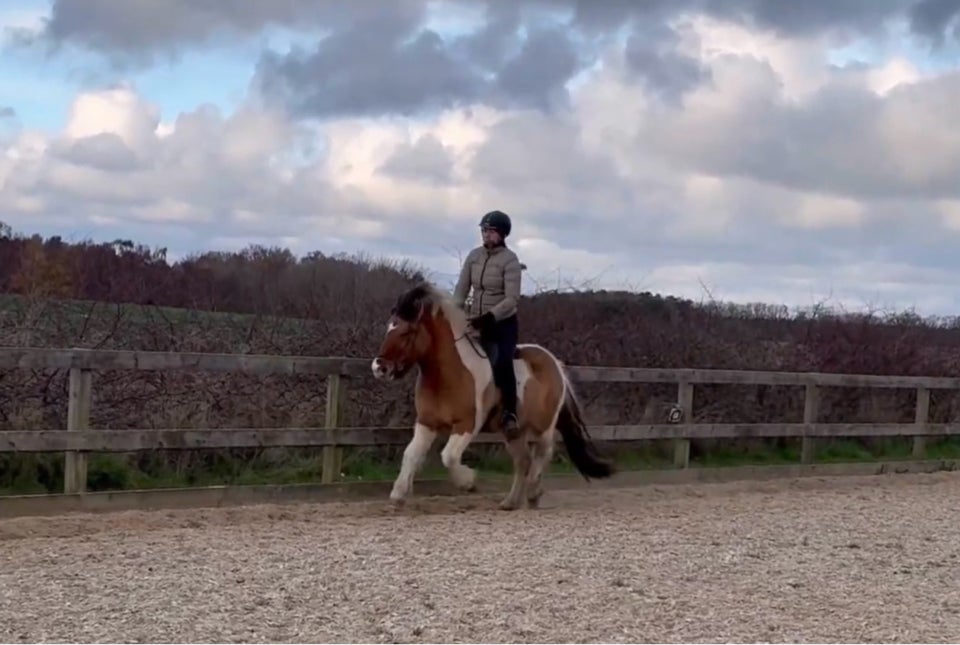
top-left (1, 346), bottom-right (957, 496)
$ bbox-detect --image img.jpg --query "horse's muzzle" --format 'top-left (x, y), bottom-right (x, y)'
top-left (371, 357), bottom-right (408, 380)
top-left (371, 357), bottom-right (389, 379)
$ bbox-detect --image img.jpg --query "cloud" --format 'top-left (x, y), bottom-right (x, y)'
top-left (254, 12), bottom-right (483, 119)
top-left (32, 0), bottom-right (913, 61)
top-left (0, 86), bottom-right (335, 237)
top-left (699, 0), bottom-right (911, 37)
top-left (623, 23), bottom-right (712, 104)
top-left (637, 56), bottom-right (960, 201)
top-left (378, 134), bottom-right (455, 185)
top-left (908, 0), bottom-right (960, 45)
top-left (249, 0), bottom-right (916, 120)
top-left (30, 0), bottom-right (390, 62)
top-left (252, 6), bottom-right (591, 118)
top-left (0, 105), bottom-right (16, 146)
top-left (6, 0), bottom-right (960, 318)
top-left (26, 0), bottom-right (920, 117)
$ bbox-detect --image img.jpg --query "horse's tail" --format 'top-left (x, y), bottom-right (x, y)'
top-left (555, 369), bottom-right (615, 480)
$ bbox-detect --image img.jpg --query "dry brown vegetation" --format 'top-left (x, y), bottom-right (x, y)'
top-left (3, 222), bottom-right (960, 492)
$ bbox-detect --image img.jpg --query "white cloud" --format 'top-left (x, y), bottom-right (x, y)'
top-left (867, 56), bottom-right (923, 95)
top-left (794, 193), bottom-right (865, 229)
top-left (677, 14), bottom-right (835, 99)
top-left (63, 85), bottom-right (160, 148)
top-left (1, 86), bottom-right (324, 237)
top-left (936, 200), bottom-right (960, 230)
top-left (514, 237), bottom-right (627, 291)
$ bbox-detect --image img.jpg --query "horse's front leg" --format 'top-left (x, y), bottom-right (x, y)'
top-left (390, 422), bottom-right (436, 505)
top-left (441, 423), bottom-right (478, 492)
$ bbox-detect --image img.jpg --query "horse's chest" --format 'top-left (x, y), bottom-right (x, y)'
top-left (415, 383), bottom-right (476, 428)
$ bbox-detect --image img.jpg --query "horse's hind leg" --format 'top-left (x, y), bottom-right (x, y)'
top-left (500, 434), bottom-right (531, 511)
top-left (526, 427), bottom-right (555, 508)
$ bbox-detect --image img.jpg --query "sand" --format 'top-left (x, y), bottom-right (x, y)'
top-left (3, 472), bottom-right (960, 643)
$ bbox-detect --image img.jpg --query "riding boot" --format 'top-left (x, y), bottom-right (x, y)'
top-left (501, 408), bottom-right (520, 440)
top-left (498, 367), bottom-right (520, 440)
top-left (491, 314), bottom-right (520, 440)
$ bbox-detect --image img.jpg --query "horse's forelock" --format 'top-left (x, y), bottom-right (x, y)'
top-left (394, 284), bottom-right (430, 322)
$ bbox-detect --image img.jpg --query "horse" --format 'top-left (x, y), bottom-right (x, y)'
top-left (371, 281), bottom-right (615, 510)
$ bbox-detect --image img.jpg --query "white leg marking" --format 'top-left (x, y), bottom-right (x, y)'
top-left (441, 433), bottom-right (477, 491)
top-left (390, 422), bottom-right (436, 503)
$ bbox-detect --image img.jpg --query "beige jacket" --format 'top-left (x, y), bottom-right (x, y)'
top-left (452, 244), bottom-right (522, 320)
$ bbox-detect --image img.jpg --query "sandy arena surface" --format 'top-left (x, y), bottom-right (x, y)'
top-left (3, 472), bottom-right (960, 643)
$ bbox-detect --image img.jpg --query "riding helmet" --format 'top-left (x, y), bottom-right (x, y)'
top-left (479, 210), bottom-right (512, 237)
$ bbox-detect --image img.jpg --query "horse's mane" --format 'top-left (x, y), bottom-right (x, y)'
top-left (395, 281), bottom-right (469, 337)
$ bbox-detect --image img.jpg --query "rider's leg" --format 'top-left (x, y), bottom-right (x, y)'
top-left (493, 314), bottom-right (520, 438)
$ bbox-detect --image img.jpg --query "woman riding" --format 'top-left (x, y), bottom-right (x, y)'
top-left (452, 209), bottom-right (523, 439)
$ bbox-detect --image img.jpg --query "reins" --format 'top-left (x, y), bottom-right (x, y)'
top-left (454, 328), bottom-right (488, 360)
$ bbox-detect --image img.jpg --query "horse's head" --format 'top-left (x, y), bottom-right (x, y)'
top-left (371, 283), bottom-right (442, 380)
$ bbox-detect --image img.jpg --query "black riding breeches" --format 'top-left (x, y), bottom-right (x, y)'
top-left (482, 314), bottom-right (519, 416)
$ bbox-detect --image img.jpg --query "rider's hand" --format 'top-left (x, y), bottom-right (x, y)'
top-left (469, 312), bottom-right (494, 331)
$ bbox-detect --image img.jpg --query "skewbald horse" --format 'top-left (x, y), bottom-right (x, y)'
top-left (371, 281), bottom-right (614, 510)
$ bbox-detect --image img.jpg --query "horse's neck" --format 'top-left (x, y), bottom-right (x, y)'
top-left (418, 335), bottom-right (465, 380)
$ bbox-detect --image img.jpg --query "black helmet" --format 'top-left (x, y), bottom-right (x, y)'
top-left (479, 210), bottom-right (511, 237)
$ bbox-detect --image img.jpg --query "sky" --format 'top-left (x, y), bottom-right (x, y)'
top-left (3, 1), bottom-right (960, 315)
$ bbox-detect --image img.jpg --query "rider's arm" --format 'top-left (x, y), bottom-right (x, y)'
top-left (489, 254), bottom-right (522, 320)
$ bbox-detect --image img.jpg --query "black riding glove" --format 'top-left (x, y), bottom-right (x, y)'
top-left (469, 312), bottom-right (495, 333)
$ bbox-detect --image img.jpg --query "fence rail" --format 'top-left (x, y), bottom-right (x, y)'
top-left (0, 347), bottom-right (951, 495)
top-left (4, 347), bottom-right (960, 388)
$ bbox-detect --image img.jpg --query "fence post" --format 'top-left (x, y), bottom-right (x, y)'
top-left (674, 380), bottom-right (694, 468)
top-left (65, 367), bottom-right (93, 494)
top-left (912, 387), bottom-right (930, 459)
top-left (321, 373), bottom-right (345, 484)
top-left (801, 383), bottom-right (819, 464)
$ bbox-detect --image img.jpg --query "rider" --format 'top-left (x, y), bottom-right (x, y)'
top-left (452, 210), bottom-right (523, 439)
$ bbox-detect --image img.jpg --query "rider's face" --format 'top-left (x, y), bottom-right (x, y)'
top-left (481, 226), bottom-right (501, 246)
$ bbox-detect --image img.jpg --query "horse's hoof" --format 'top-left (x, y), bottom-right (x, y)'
top-left (498, 498), bottom-right (521, 511)
top-left (451, 469), bottom-right (477, 492)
